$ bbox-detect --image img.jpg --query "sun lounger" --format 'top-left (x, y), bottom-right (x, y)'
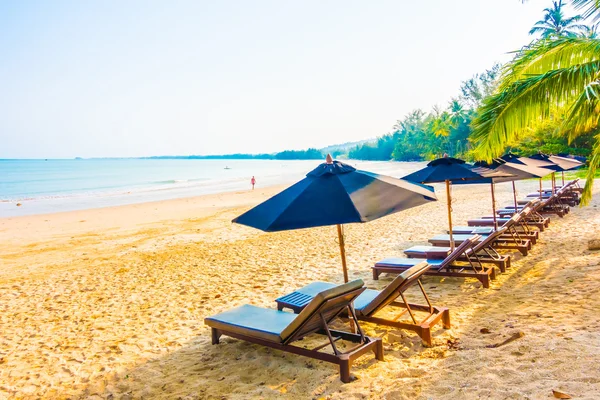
top-left (205, 280), bottom-right (383, 383)
top-left (373, 236), bottom-right (496, 288)
top-left (476, 208), bottom-right (539, 243)
top-left (409, 229), bottom-right (511, 273)
top-left (275, 262), bottom-right (450, 347)
top-left (463, 214), bottom-right (532, 255)
top-left (500, 199), bottom-right (550, 230)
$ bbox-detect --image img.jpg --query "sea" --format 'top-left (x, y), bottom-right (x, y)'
top-left (0, 158), bottom-right (426, 217)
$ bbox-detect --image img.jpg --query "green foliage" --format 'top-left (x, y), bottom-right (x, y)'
top-left (348, 65), bottom-right (500, 161)
top-left (274, 148), bottom-right (323, 160)
top-left (529, 0), bottom-right (587, 39)
top-left (472, 1), bottom-right (600, 204)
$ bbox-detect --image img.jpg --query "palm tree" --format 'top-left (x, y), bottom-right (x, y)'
top-left (471, 36), bottom-right (600, 204)
top-left (529, 0), bottom-right (587, 38)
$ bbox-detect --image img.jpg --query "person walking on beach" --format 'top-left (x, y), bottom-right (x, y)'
top-left (251, 176), bottom-right (256, 190)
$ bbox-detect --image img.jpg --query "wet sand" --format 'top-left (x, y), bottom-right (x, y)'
top-left (0, 180), bottom-right (599, 399)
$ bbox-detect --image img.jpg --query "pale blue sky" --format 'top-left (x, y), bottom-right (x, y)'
top-left (1, 0), bottom-right (558, 158)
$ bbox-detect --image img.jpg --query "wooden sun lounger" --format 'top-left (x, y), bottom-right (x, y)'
top-left (463, 214), bottom-right (532, 255)
top-left (373, 237), bottom-right (496, 288)
top-left (470, 205), bottom-right (547, 233)
top-left (428, 233), bottom-right (530, 256)
top-left (501, 199), bottom-right (550, 230)
top-left (275, 262), bottom-right (450, 347)
top-left (205, 280), bottom-right (383, 383)
top-left (407, 229), bottom-right (511, 273)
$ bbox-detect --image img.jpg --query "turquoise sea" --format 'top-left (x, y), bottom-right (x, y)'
top-left (0, 159), bottom-right (426, 217)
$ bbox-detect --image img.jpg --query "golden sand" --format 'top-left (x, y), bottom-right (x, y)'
top-left (0, 180), bottom-right (599, 399)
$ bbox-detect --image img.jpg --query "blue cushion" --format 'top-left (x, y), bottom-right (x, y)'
top-left (376, 257), bottom-right (443, 267)
top-left (353, 289), bottom-right (380, 312)
top-left (205, 304), bottom-right (296, 343)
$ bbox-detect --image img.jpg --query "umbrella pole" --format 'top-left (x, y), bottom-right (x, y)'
top-left (337, 224), bottom-right (349, 283)
top-left (512, 181), bottom-right (518, 211)
top-left (539, 178), bottom-right (542, 200)
top-left (446, 180), bottom-right (454, 251)
top-left (491, 183), bottom-right (497, 230)
top-left (552, 173), bottom-right (556, 194)
top-left (562, 171), bottom-right (565, 186)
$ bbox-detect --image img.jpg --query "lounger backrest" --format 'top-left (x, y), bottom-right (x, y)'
top-left (360, 261), bottom-right (430, 316)
top-left (440, 235), bottom-right (480, 268)
top-left (471, 227), bottom-right (506, 252)
top-left (501, 212), bottom-right (521, 228)
top-left (280, 279), bottom-right (364, 344)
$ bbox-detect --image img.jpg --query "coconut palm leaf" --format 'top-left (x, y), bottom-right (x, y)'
top-left (471, 53), bottom-right (600, 204)
top-left (501, 38), bottom-right (600, 89)
top-left (581, 131), bottom-right (600, 204)
top-left (572, 0), bottom-right (600, 21)
top-left (564, 79), bottom-right (600, 139)
top-left (472, 60), bottom-right (600, 155)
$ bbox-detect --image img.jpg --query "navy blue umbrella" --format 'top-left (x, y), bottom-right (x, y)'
top-left (233, 155), bottom-right (437, 282)
top-left (402, 157), bottom-right (513, 248)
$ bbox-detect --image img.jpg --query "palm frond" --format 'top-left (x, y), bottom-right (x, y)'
top-left (564, 75), bottom-right (600, 140)
top-left (500, 38), bottom-right (600, 90)
top-left (472, 60), bottom-right (600, 160)
top-left (572, 0), bottom-right (600, 22)
top-left (581, 132), bottom-right (600, 205)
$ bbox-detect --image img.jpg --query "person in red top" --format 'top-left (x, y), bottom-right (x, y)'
top-left (251, 176), bottom-right (256, 190)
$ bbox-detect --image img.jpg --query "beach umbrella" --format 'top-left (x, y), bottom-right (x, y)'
top-left (531, 154), bottom-right (581, 192)
top-left (402, 157), bottom-right (513, 250)
top-left (478, 159), bottom-right (554, 209)
top-left (529, 153), bottom-right (584, 194)
top-left (550, 155), bottom-right (584, 185)
top-left (500, 153), bottom-right (557, 199)
top-left (232, 155), bottom-right (437, 282)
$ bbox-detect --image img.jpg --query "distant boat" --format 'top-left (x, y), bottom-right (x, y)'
top-left (224, 166), bottom-right (231, 170)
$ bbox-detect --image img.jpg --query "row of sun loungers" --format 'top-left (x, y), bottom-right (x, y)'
top-left (372, 179), bottom-right (582, 289)
top-left (204, 178), bottom-right (582, 382)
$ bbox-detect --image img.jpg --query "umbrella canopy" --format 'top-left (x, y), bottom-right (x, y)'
top-left (500, 153), bottom-right (561, 198)
top-left (499, 153), bottom-right (556, 169)
top-left (402, 157), bottom-right (513, 249)
top-left (547, 155), bottom-right (583, 171)
top-left (494, 162), bottom-right (554, 182)
top-left (233, 156), bottom-right (437, 282)
top-left (480, 160), bottom-right (554, 209)
top-left (402, 157), bottom-right (510, 184)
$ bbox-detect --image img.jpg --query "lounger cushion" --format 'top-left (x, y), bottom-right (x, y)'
top-left (205, 304), bottom-right (297, 343)
top-left (451, 226), bottom-right (494, 234)
top-left (430, 234), bottom-right (487, 243)
top-left (375, 257), bottom-right (444, 268)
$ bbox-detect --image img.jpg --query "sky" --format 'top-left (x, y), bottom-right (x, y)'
top-left (0, 0), bottom-right (566, 158)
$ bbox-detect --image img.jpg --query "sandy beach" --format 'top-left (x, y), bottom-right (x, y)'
top-left (1, 179), bottom-right (599, 399)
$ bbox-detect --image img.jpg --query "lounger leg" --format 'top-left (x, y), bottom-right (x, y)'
top-left (480, 275), bottom-right (490, 289)
top-left (339, 357), bottom-right (351, 383)
top-left (372, 269), bottom-right (380, 280)
top-left (442, 309), bottom-right (451, 329)
top-left (421, 327), bottom-right (433, 348)
top-left (374, 339), bottom-right (384, 361)
top-left (211, 328), bottom-right (221, 345)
